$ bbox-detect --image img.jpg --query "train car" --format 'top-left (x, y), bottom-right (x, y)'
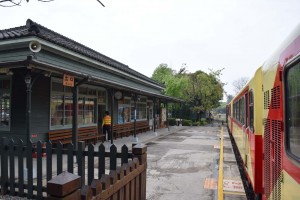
top-left (227, 23), bottom-right (300, 200)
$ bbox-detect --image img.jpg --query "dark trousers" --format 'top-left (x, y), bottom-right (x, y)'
top-left (103, 125), bottom-right (111, 140)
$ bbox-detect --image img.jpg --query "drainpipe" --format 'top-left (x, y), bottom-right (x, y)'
top-left (153, 99), bottom-right (156, 134)
top-left (110, 88), bottom-right (114, 145)
top-left (25, 71), bottom-right (42, 145)
top-left (72, 76), bottom-right (90, 150)
top-left (132, 94), bottom-right (139, 144)
top-left (25, 74), bottom-right (32, 145)
top-left (166, 102), bottom-right (169, 131)
top-left (72, 85), bottom-right (78, 149)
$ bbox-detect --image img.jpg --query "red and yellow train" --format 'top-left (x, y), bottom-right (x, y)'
top-left (227, 23), bottom-right (300, 200)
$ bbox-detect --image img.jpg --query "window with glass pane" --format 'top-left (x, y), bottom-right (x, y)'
top-left (131, 101), bottom-right (135, 121)
top-left (118, 98), bottom-right (131, 124)
top-left (78, 87), bottom-right (97, 125)
top-left (64, 95), bottom-right (73, 125)
top-left (78, 97), bottom-right (84, 125)
top-left (286, 61), bottom-right (300, 159)
top-left (51, 79), bottom-right (98, 128)
top-left (0, 78), bottom-right (10, 130)
top-left (123, 106), bottom-right (131, 122)
top-left (249, 91), bottom-right (254, 131)
top-left (233, 103), bottom-right (236, 119)
top-left (98, 90), bottom-right (106, 104)
top-left (84, 98), bottom-right (95, 124)
top-left (240, 97), bottom-right (245, 124)
top-left (237, 101), bottom-right (240, 121)
top-left (138, 103), bottom-right (147, 119)
top-left (50, 95), bottom-right (63, 126)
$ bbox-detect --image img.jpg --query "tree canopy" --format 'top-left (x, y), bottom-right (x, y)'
top-left (151, 64), bottom-right (224, 120)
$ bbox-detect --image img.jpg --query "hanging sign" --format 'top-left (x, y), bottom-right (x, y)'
top-left (63, 74), bottom-right (74, 87)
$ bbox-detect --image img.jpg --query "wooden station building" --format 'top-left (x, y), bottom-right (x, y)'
top-left (0, 19), bottom-right (182, 145)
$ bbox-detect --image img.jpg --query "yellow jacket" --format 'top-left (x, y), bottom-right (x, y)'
top-left (102, 115), bottom-right (111, 126)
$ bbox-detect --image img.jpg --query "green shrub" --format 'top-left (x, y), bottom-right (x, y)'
top-left (200, 121), bottom-right (208, 126)
top-left (193, 122), bottom-right (201, 126)
top-left (182, 119), bottom-right (192, 126)
top-left (168, 118), bottom-right (176, 126)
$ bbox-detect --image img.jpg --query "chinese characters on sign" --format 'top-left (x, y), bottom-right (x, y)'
top-left (223, 179), bottom-right (244, 192)
top-left (63, 74), bottom-right (74, 87)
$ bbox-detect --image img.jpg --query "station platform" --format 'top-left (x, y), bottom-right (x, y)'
top-left (204, 126), bottom-right (247, 200)
top-left (100, 125), bottom-right (248, 200)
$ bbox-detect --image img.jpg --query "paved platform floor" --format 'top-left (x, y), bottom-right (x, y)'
top-left (142, 125), bottom-right (247, 200)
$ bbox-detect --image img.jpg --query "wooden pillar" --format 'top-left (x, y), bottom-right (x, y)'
top-left (72, 85), bottom-right (78, 149)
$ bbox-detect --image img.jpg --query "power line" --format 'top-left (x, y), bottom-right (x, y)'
top-left (96, 0), bottom-right (105, 7)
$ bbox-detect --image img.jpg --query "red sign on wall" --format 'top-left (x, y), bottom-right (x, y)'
top-left (63, 74), bottom-right (74, 87)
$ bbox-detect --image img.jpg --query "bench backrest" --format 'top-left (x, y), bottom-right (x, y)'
top-left (49, 126), bottom-right (98, 143)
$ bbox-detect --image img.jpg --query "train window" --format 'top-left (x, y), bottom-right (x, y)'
top-left (285, 61), bottom-right (300, 159)
top-left (233, 102), bottom-right (236, 119)
top-left (241, 97), bottom-right (245, 124)
top-left (238, 100), bottom-right (240, 122)
top-left (249, 91), bottom-right (254, 131)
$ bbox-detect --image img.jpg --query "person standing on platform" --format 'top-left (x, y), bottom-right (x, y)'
top-left (102, 111), bottom-right (111, 141)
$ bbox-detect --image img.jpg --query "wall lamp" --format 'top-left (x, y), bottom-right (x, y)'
top-left (25, 74), bottom-right (32, 85)
top-left (44, 71), bottom-right (52, 77)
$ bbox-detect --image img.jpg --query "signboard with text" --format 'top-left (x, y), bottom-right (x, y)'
top-left (63, 74), bottom-right (74, 87)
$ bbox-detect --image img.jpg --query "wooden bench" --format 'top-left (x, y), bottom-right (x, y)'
top-left (78, 127), bottom-right (101, 145)
top-left (113, 121), bottom-right (150, 139)
top-left (113, 123), bottom-right (133, 139)
top-left (48, 129), bottom-right (72, 145)
top-left (136, 121), bottom-right (150, 133)
top-left (49, 126), bottom-right (104, 146)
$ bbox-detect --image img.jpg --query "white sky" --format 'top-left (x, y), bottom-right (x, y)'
top-left (1, 0), bottom-right (300, 98)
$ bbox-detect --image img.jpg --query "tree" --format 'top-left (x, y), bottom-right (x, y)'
top-left (232, 77), bottom-right (249, 94)
top-left (183, 69), bottom-right (224, 121)
top-left (151, 63), bottom-right (174, 85)
top-left (151, 64), bottom-right (225, 122)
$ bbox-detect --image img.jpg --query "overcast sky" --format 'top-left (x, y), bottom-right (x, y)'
top-left (1, 0), bottom-right (300, 98)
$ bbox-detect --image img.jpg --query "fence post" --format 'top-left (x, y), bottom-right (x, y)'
top-left (91, 179), bottom-right (102, 196)
top-left (0, 137), bottom-right (8, 195)
top-left (47, 171), bottom-right (81, 199)
top-left (109, 170), bottom-right (118, 199)
top-left (116, 166), bottom-right (124, 199)
top-left (133, 157), bottom-right (140, 199)
top-left (132, 143), bottom-right (147, 200)
top-left (81, 185), bottom-right (93, 200)
top-left (77, 141), bottom-right (85, 186)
